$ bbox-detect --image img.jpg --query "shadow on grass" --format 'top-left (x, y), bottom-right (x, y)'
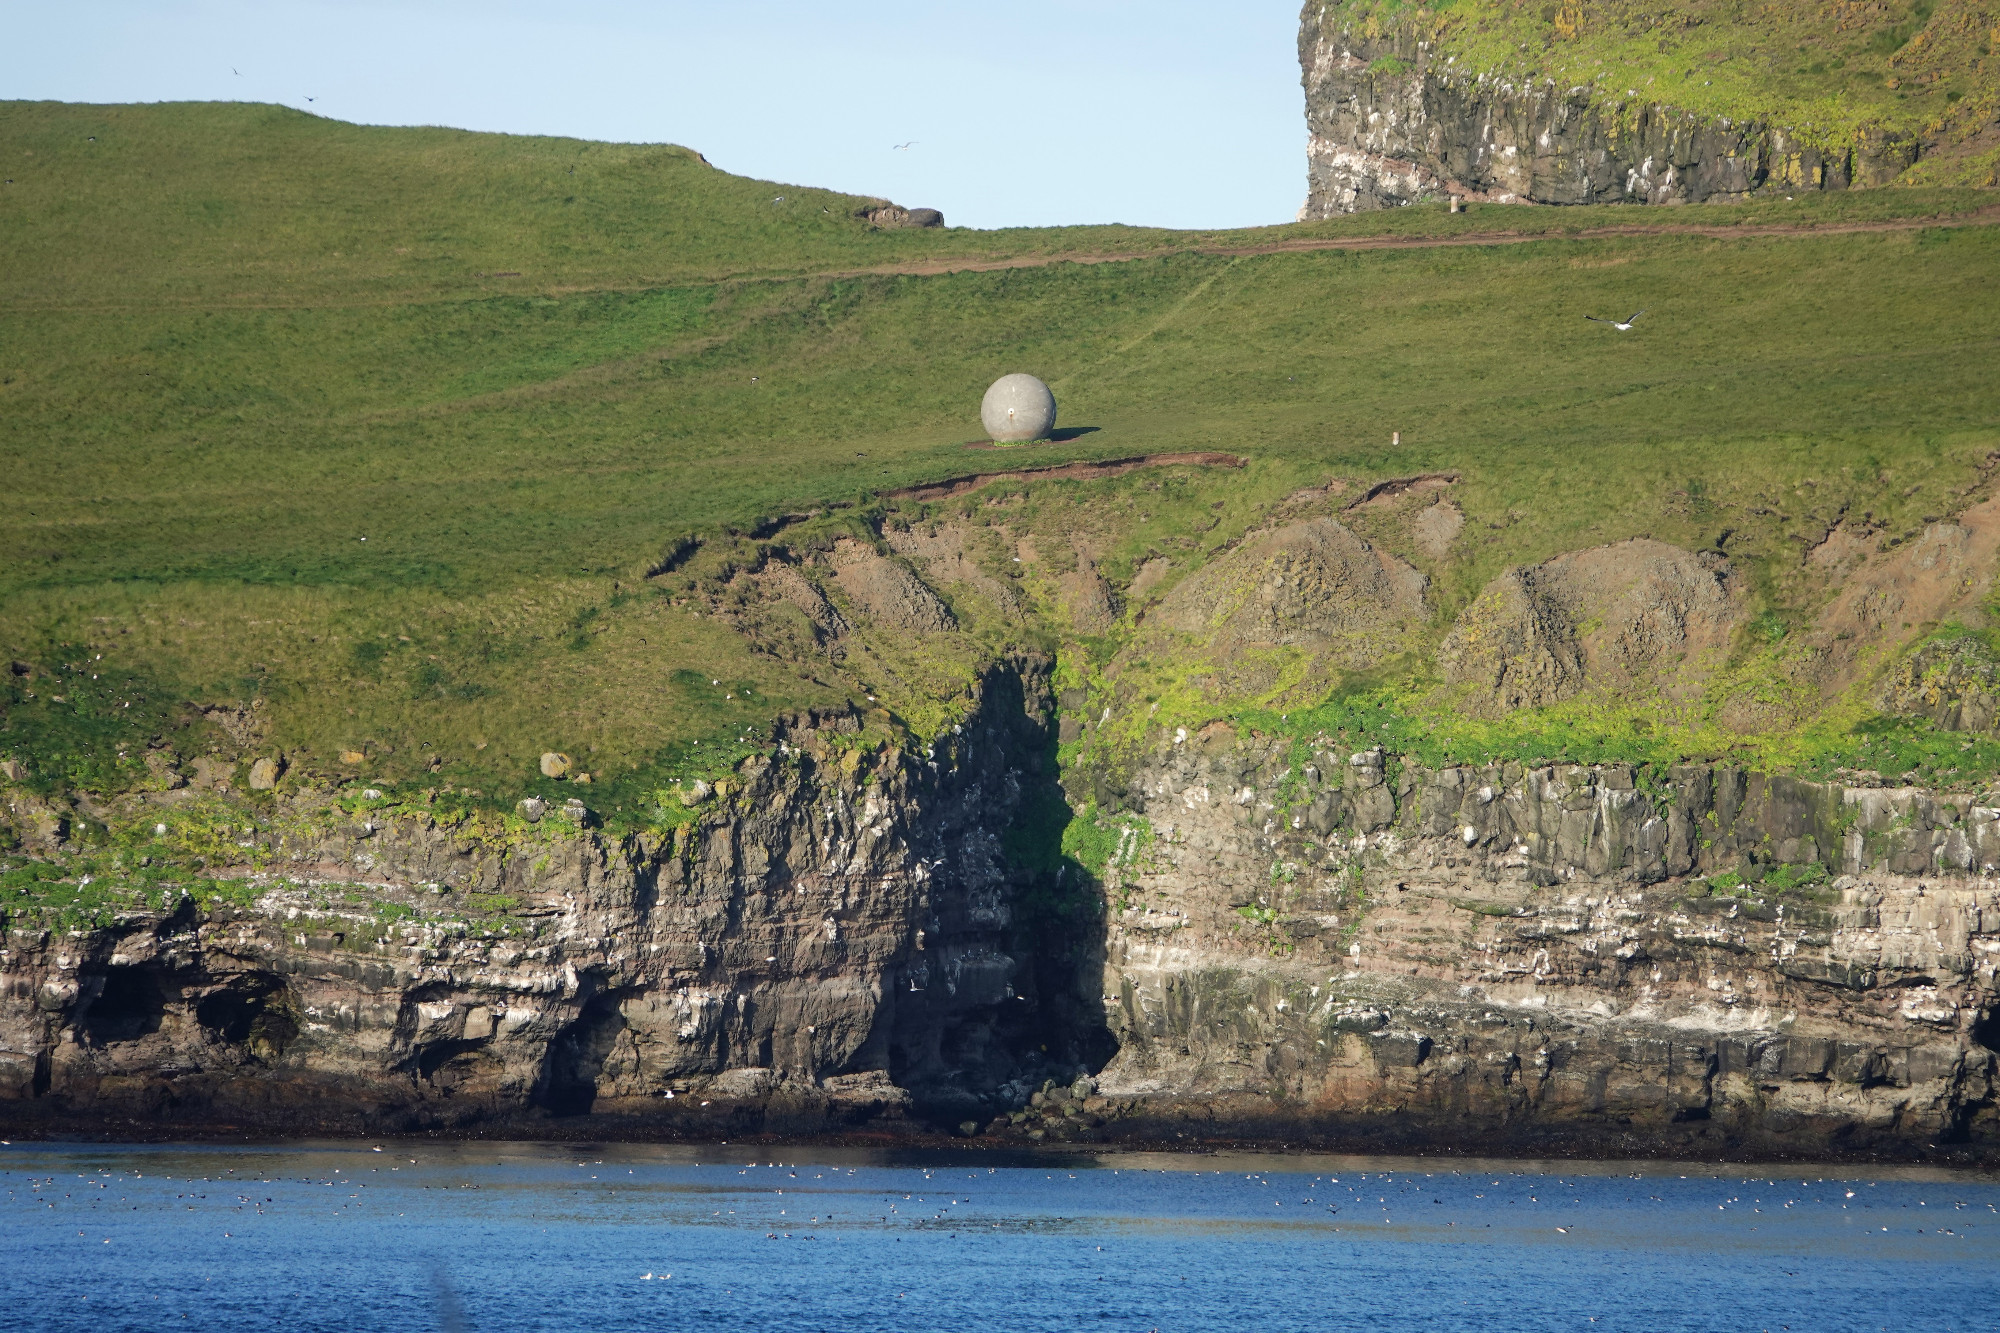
top-left (960, 426), bottom-right (1102, 450)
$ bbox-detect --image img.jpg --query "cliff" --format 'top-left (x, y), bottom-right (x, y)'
top-left (1296, 0), bottom-right (1999, 217)
top-left (9, 669), bottom-right (2000, 1159)
top-left (1090, 732), bottom-right (2000, 1156)
top-left (1300, 14), bottom-right (1910, 216)
top-left (0, 664), bottom-right (1112, 1139)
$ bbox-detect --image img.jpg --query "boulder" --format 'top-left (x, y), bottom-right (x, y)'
top-left (248, 756), bottom-right (285, 790)
top-left (191, 756), bottom-right (234, 791)
top-left (539, 751), bottom-right (571, 779)
top-left (863, 204), bottom-right (944, 228)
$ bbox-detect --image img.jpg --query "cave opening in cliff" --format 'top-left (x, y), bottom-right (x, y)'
top-left (78, 966), bottom-right (171, 1046)
top-left (195, 973), bottom-right (299, 1063)
top-left (536, 990), bottom-right (629, 1116)
top-left (1974, 1006), bottom-right (2000, 1056)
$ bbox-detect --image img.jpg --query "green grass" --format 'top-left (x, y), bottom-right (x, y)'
top-left (1326, 0), bottom-right (2000, 182)
top-left (1, 102), bottom-right (1998, 820)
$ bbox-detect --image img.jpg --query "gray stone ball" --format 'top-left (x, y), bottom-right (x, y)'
top-left (980, 373), bottom-right (1057, 442)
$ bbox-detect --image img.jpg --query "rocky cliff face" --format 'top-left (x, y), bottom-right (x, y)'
top-left (1297, 9), bottom-right (1920, 217)
top-left (9, 668), bottom-right (2000, 1158)
top-left (0, 662), bottom-right (1113, 1138)
top-left (1082, 728), bottom-right (2000, 1157)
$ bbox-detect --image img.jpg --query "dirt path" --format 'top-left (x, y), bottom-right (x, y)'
top-left (797, 204), bottom-right (2000, 283)
top-left (12, 204), bottom-right (1995, 314)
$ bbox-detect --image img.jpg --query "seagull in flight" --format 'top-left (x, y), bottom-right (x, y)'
top-left (232, 67), bottom-right (242, 76)
top-left (1585, 308), bottom-right (1646, 330)
top-left (893, 141), bottom-right (917, 151)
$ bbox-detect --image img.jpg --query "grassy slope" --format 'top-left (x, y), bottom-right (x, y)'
top-left (2, 101), bottom-right (1998, 828)
top-left (1327, 0), bottom-right (2000, 184)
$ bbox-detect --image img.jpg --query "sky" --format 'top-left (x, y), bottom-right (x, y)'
top-left (5, 1), bottom-right (1308, 230)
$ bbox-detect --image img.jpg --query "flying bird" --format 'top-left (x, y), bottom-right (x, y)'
top-left (232, 67), bottom-right (242, 76)
top-left (1585, 308), bottom-right (1646, 330)
top-left (893, 141), bottom-right (917, 151)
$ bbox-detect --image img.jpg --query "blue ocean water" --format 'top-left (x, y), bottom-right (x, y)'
top-left (1, 1140), bottom-right (1995, 1332)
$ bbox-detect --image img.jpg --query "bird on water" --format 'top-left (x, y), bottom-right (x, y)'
top-left (1585, 309), bottom-right (1646, 330)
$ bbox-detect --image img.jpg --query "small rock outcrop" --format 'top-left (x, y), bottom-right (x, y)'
top-left (1151, 515), bottom-right (1426, 659)
top-left (1440, 539), bottom-right (1739, 712)
top-left (767, 563), bottom-right (851, 643)
top-left (828, 540), bottom-right (957, 633)
top-left (861, 204), bottom-right (944, 229)
top-left (1879, 634), bottom-right (2000, 735)
top-left (1137, 514), bottom-right (1427, 701)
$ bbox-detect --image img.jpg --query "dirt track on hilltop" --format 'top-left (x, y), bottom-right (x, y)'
top-left (13, 205), bottom-right (1995, 314)
top-left (798, 203), bottom-right (2000, 283)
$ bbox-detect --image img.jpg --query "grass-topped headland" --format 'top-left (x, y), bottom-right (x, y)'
top-left (1321, 0), bottom-right (2000, 185)
top-left (3, 100), bottom-right (1999, 836)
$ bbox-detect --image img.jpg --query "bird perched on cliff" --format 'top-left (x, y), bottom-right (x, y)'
top-left (1585, 309), bottom-right (1646, 330)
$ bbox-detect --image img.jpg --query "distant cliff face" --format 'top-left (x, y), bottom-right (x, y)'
top-left (1296, 9), bottom-right (1921, 217)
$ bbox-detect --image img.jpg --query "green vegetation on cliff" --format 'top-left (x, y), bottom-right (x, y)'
top-left (2, 101), bottom-right (1999, 829)
top-left (1322, 0), bottom-right (2000, 184)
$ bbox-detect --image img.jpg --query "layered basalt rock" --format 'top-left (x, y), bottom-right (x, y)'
top-left (1297, 10), bottom-right (1920, 217)
top-left (8, 688), bottom-right (2000, 1156)
top-left (11, 609), bottom-right (2000, 1155)
top-left (1081, 726), bottom-right (2000, 1157)
top-left (0, 663), bottom-right (1112, 1138)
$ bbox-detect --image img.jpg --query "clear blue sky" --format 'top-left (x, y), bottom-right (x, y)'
top-left (6, 1), bottom-right (1307, 230)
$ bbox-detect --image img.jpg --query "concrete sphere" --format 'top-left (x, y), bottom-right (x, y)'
top-left (981, 373), bottom-right (1057, 442)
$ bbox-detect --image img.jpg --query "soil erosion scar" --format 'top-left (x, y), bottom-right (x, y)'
top-left (1344, 472), bottom-right (1461, 510)
top-left (884, 452), bottom-right (1247, 503)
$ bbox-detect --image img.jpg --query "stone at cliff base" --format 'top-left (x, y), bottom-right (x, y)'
top-left (981, 374), bottom-right (1057, 442)
top-left (539, 751), bottom-right (571, 778)
top-left (248, 756), bottom-right (284, 790)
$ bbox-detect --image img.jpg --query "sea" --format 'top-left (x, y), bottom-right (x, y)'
top-left (3, 1140), bottom-right (1996, 1332)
